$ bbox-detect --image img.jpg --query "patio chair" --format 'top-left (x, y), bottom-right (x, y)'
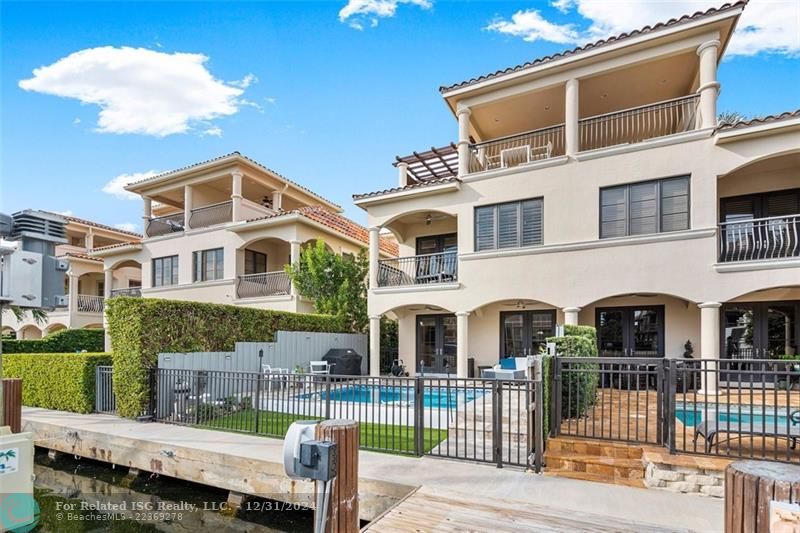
top-left (693, 409), bottom-right (800, 453)
top-left (481, 357), bottom-right (528, 380)
top-left (262, 364), bottom-right (289, 392)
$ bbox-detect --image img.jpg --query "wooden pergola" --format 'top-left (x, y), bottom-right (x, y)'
top-left (394, 143), bottom-right (458, 183)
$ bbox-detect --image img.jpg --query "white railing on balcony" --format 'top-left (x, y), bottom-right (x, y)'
top-left (77, 294), bottom-right (104, 313)
top-left (468, 124), bottom-right (565, 174)
top-left (578, 94), bottom-right (700, 152)
top-left (377, 251), bottom-right (458, 287)
top-left (146, 213), bottom-right (184, 237)
top-left (189, 201), bottom-right (233, 229)
top-left (718, 215), bottom-right (800, 263)
top-left (236, 271), bottom-right (291, 298)
top-left (110, 287), bottom-right (142, 298)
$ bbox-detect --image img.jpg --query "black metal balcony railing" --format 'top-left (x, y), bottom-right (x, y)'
top-left (146, 213), bottom-right (184, 237)
top-left (578, 94), bottom-right (700, 152)
top-left (718, 214), bottom-right (800, 263)
top-left (468, 124), bottom-right (565, 173)
top-left (377, 251), bottom-right (458, 287)
top-left (189, 201), bottom-right (232, 229)
top-left (236, 271), bottom-right (291, 298)
top-left (110, 287), bottom-right (142, 298)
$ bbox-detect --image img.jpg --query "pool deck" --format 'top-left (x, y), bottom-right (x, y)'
top-left (22, 407), bottom-right (723, 532)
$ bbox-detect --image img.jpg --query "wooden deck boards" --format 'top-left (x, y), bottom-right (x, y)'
top-left (364, 487), bottom-right (691, 533)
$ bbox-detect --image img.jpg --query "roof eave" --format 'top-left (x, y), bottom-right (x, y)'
top-left (715, 117), bottom-right (800, 143)
top-left (354, 180), bottom-right (461, 208)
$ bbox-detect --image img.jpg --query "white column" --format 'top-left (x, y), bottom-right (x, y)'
top-left (698, 302), bottom-right (721, 395)
top-left (142, 197), bottom-right (152, 236)
top-left (696, 40), bottom-right (720, 129)
top-left (271, 190), bottom-right (283, 211)
top-left (103, 268), bottom-right (113, 352)
top-left (565, 78), bottom-right (580, 157)
top-left (67, 272), bottom-right (78, 316)
top-left (290, 240), bottom-right (301, 297)
top-left (368, 227), bottom-right (380, 289)
top-left (369, 315), bottom-right (381, 377)
top-left (563, 307), bottom-right (581, 326)
top-left (231, 169), bottom-right (243, 222)
top-left (456, 311), bottom-right (470, 378)
top-left (456, 107), bottom-right (471, 177)
top-left (397, 162), bottom-right (409, 187)
top-left (183, 185), bottom-right (193, 230)
top-left (85, 229), bottom-right (95, 250)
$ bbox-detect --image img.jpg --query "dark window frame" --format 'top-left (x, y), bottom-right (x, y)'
top-left (474, 197), bottom-right (544, 252)
top-left (719, 188), bottom-right (800, 222)
top-left (152, 255), bottom-right (179, 287)
top-left (415, 233), bottom-right (458, 255)
top-left (595, 305), bottom-right (666, 357)
top-left (498, 309), bottom-right (557, 360)
top-left (599, 175), bottom-right (690, 239)
top-left (192, 248), bottom-right (224, 282)
top-left (244, 249), bottom-right (267, 275)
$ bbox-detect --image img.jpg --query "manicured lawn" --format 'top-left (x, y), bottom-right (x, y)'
top-left (200, 409), bottom-right (447, 455)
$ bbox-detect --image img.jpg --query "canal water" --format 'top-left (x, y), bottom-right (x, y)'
top-left (30, 450), bottom-right (314, 532)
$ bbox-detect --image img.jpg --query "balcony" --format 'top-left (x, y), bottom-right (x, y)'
top-left (718, 215), bottom-right (800, 263)
top-left (578, 94), bottom-right (699, 152)
top-left (77, 294), bottom-right (104, 313)
top-left (110, 287), bottom-right (142, 298)
top-left (377, 251), bottom-right (458, 287)
top-left (146, 213), bottom-right (184, 238)
top-left (236, 271), bottom-right (291, 298)
top-left (468, 124), bottom-right (565, 173)
top-left (189, 201), bottom-right (233, 230)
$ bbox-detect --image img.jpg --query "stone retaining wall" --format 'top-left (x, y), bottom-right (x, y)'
top-left (644, 460), bottom-right (725, 497)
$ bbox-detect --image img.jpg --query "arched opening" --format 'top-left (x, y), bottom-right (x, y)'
top-left (718, 152), bottom-right (800, 263)
top-left (379, 303), bottom-right (454, 376)
top-left (44, 323), bottom-right (67, 336)
top-left (76, 272), bottom-right (105, 313)
top-left (235, 237), bottom-right (291, 299)
top-left (109, 259), bottom-right (143, 298)
top-left (2, 326), bottom-right (16, 339)
top-left (19, 325), bottom-right (42, 340)
top-left (379, 210), bottom-right (458, 288)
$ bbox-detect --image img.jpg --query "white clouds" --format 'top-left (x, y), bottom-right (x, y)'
top-left (230, 73), bottom-right (258, 89)
top-left (114, 222), bottom-right (138, 233)
top-left (102, 170), bottom-right (161, 200)
top-left (19, 46), bottom-right (251, 137)
top-left (339, 0), bottom-right (431, 30)
top-left (486, 0), bottom-right (800, 57)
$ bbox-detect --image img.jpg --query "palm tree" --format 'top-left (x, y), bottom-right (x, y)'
top-left (718, 111), bottom-right (746, 125)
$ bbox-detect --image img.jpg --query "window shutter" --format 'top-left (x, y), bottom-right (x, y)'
top-left (154, 259), bottom-right (162, 287)
top-left (601, 186), bottom-right (627, 238)
top-left (629, 181), bottom-right (658, 235)
top-left (521, 199), bottom-right (543, 246)
top-left (497, 203), bottom-right (520, 248)
top-left (766, 192), bottom-right (799, 217)
top-left (171, 257), bottom-right (178, 285)
top-left (475, 206), bottom-right (496, 251)
top-left (660, 177), bottom-right (690, 232)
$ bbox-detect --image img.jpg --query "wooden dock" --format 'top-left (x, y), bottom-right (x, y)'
top-left (365, 487), bottom-right (692, 532)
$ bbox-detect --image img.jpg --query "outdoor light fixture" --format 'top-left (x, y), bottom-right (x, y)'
top-left (426, 213), bottom-right (432, 225)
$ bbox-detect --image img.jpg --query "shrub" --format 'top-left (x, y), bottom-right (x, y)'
top-left (3, 328), bottom-right (104, 353)
top-left (547, 326), bottom-right (599, 420)
top-left (105, 297), bottom-right (349, 418)
top-left (4, 353), bottom-right (112, 413)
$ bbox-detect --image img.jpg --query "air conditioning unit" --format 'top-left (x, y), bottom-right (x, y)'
top-left (54, 295), bottom-right (69, 308)
top-left (55, 259), bottom-right (69, 271)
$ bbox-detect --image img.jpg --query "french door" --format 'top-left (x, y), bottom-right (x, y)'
top-left (499, 310), bottom-right (556, 359)
top-left (721, 302), bottom-right (799, 360)
top-left (416, 314), bottom-right (457, 374)
top-left (596, 306), bottom-right (665, 357)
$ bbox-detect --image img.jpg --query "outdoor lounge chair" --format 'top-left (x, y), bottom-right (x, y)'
top-left (693, 409), bottom-right (800, 453)
top-left (481, 357), bottom-right (528, 380)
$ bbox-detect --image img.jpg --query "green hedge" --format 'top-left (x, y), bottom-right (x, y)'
top-left (3, 328), bottom-right (104, 353)
top-left (4, 353), bottom-right (112, 413)
top-left (105, 297), bottom-right (349, 418)
top-left (546, 326), bottom-right (599, 421)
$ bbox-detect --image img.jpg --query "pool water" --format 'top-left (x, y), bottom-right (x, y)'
top-left (305, 385), bottom-right (483, 408)
top-left (675, 403), bottom-right (792, 428)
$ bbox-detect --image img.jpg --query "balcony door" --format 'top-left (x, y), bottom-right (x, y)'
top-left (417, 314), bottom-right (457, 374)
top-left (720, 189), bottom-right (800, 262)
top-left (500, 310), bottom-right (556, 359)
top-left (596, 306), bottom-right (665, 357)
top-left (722, 302), bottom-right (798, 360)
top-left (415, 234), bottom-right (457, 284)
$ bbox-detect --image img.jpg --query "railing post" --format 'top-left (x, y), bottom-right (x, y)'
top-left (666, 359), bottom-right (678, 454)
top-left (551, 357), bottom-right (562, 437)
top-left (657, 359), bottom-right (665, 445)
top-left (254, 371), bottom-right (262, 434)
top-left (533, 357), bottom-right (544, 473)
top-left (414, 376), bottom-right (424, 457)
top-left (324, 374), bottom-right (331, 420)
top-left (492, 379), bottom-right (503, 468)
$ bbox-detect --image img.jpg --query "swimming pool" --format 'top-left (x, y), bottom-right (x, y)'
top-left (675, 403), bottom-right (792, 428)
top-left (301, 384), bottom-right (484, 408)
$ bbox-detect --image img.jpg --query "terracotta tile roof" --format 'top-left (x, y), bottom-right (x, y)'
top-left (125, 152), bottom-right (341, 210)
top-left (439, 1), bottom-right (747, 93)
top-left (716, 109), bottom-right (800, 132)
top-left (352, 176), bottom-right (461, 201)
top-left (247, 206), bottom-right (399, 256)
top-left (43, 212), bottom-right (142, 238)
top-left (90, 242), bottom-right (142, 253)
top-left (61, 251), bottom-right (103, 263)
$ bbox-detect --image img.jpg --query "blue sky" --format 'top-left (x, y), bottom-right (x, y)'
top-left (2, 0), bottom-right (798, 231)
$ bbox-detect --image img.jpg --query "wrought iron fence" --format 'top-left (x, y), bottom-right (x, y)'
top-left (95, 366), bottom-right (116, 414)
top-left (718, 214), bottom-right (800, 263)
top-left (77, 294), bottom-right (104, 313)
top-left (236, 271), bottom-right (291, 298)
top-left (148, 367), bottom-right (542, 469)
top-left (468, 124), bottom-right (565, 173)
top-left (188, 201), bottom-right (232, 229)
top-left (578, 94), bottom-right (699, 152)
top-left (110, 287), bottom-right (142, 298)
top-left (377, 251), bottom-right (458, 287)
top-left (146, 213), bottom-right (184, 237)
